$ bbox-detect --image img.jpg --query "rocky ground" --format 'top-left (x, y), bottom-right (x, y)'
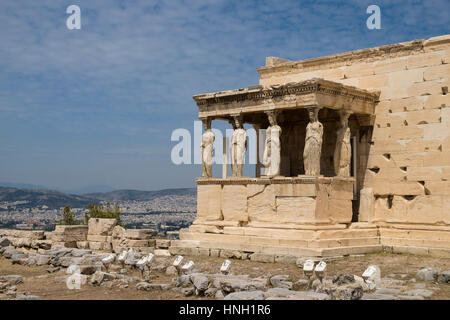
top-left (1, 236), bottom-right (449, 300)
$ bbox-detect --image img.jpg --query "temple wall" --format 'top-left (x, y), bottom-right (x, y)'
top-left (258, 35), bottom-right (450, 228)
top-left (195, 177), bottom-right (355, 227)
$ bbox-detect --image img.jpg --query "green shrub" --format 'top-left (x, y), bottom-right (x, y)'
top-left (84, 202), bottom-right (123, 226)
top-left (58, 205), bottom-right (78, 225)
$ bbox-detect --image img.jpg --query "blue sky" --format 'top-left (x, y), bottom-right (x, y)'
top-left (0, 0), bottom-right (449, 192)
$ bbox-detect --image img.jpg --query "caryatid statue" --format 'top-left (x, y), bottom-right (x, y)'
top-left (231, 115), bottom-right (247, 177)
top-left (303, 108), bottom-right (323, 176)
top-left (201, 117), bottom-right (215, 178)
top-left (334, 111), bottom-right (351, 177)
top-left (262, 111), bottom-right (281, 177)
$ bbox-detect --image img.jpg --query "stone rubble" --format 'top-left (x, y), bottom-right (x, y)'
top-left (1, 227), bottom-right (449, 300)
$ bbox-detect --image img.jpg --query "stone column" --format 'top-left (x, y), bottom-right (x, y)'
top-left (262, 111), bottom-right (281, 177)
top-left (303, 107), bottom-right (323, 176)
top-left (252, 124), bottom-right (263, 178)
top-left (231, 115), bottom-right (247, 177)
top-left (222, 136), bottom-right (229, 178)
top-left (200, 117), bottom-right (214, 178)
top-left (334, 111), bottom-right (351, 177)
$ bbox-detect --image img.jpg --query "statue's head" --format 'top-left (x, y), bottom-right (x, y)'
top-left (233, 115), bottom-right (243, 129)
top-left (339, 110), bottom-right (350, 128)
top-left (267, 111), bottom-right (277, 126)
top-left (308, 108), bottom-right (318, 122)
top-left (202, 118), bottom-right (211, 131)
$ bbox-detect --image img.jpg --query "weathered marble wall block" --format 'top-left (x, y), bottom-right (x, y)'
top-left (275, 196), bottom-right (316, 223)
top-left (196, 184), bottom-right (222, 221)
top-left (247, 184), bottom-right (276, 223)
top-left (221, 184), bottom-right (248, 222)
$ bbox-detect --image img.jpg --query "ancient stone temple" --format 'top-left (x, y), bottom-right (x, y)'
top-left (173, 34), bottom-right (450, 260)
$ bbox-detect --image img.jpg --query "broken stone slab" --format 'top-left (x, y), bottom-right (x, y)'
top-left (0, 275), bottom-right (23, 285)
top-left (264, 288), bottom-right (328, 300)
top-left (155, 239), bottom-right (171, 249)
top-left (2, 246), bottom-right (21, 259)
top-left (71, 249), bottom-right (93, 257)
top-left (192, 274), bottom-right (210, 295)
top-left (0, 237), bottom-right (11, 248)
top-left (316, 280), bottom-right (364, 300)
top-left (220, 250), bottom-right (242, 259)
top-left (263, 287), bottom-right (296, 298)
top-left (89, 271), bottom-right (116, 286)
top-left (219, 277), bottom-right (266, 294)
top-left (1, 230), bottom-right (44, 240)
top-left (11, 253), bottom-right (28, 264)
top-left (402, 289), bottom-right (434, 298)
top-left (112, 226), bottom-right (126, 239)
top-left (292, 279), bottom-right (310, 291)
top-left (48, 248), bottom-right (73, 259)
top-left (332, 283), bottom-right (364, 300)
top-left (215, 290), bottom-right (224, 299)
top-left (332, 274), bottom-right (355, 286)
top-left (362, 293), bottom-right (399, 300)
top-left (165, 266), bottom-right (178, 276)
top-left (437, 271), bottom-right (450, 284)
top-left (416, 268), bottom-right (439, 282)
top-left (154, 249), bottom-right (171, 257)
top-left (269, 275), bottom-right (293, 289)
top-left (224, 290), bottom-right (265, 300)
top-left (88, 218), bottom-right (117, 236)
top-left (173, 275), bottom-right (192, 288)
top-left (136, 282), bottom-right (171, 291)
top-left (57, 256), bottom-right (84, 268)
top-left (125, 229), bottom-right (154, 240)
top-left (30, 240), bottom-right (52, 250)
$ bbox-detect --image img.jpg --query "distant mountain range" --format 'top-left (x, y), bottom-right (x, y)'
top-left (0, 184), bottom-right (196, 209)
top-left (84, 188), bottom-right (196, 201)
top-left (0, 186), bottom-right (97, 209)
top-left (0, 182), bottom-right (117, 195)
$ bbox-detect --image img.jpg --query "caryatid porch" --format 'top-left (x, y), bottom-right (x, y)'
top-left (175, 78), bottom-right (382, 258)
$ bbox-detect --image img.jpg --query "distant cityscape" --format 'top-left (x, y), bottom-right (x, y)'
top-left (0, 193), bottom-right (196, 238)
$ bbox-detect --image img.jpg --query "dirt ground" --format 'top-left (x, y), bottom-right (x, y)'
top-left (1, 252), bottom-right (449, 300)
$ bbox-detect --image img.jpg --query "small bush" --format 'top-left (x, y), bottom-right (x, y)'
top-left (84, 202), bottom-right (123, 226)
top-left (58, 205), bottom-right (78, 225)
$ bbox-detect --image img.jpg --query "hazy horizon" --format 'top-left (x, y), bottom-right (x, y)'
top-left (1, 0), bottom-right (449, 191)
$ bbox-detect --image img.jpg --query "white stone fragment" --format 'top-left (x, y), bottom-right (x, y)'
top-left (136, 253), bottom-right (154, 269)
top-left (220, 259), bottom-right (231, 274)
top-left (173, 255), bottom-right (184, 268)
top-left (362, 265), bottom-right (381, 288)
top-left (66, 264), bottom-right (81, 275)
top-left (303, 259), bottom-right (315, 277)
top-left (101, 254), bottom-right (116, 265)
top-left (181, 260), bottom-right (195, 274)
top-left (314, 261), bottom-right (327, 279)
top-left (117, 250), bottom-right (128, 263)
